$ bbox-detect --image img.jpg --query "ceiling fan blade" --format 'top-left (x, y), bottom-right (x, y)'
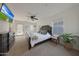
top-left (34, 18), bottom-right (38, 20)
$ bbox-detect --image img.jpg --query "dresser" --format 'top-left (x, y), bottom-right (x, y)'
top-left (0, 32), bottom-right (15, 55)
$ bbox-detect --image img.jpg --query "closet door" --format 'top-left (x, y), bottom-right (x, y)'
top-left (15, 24), bottom-right (24, 36)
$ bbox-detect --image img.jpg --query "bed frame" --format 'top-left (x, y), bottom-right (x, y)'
top-left (28, 37), bottom-right (52, 50)
top-left (28, 25), bottom-right (52, 49)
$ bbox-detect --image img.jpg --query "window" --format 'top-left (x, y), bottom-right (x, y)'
top-left (53, 20), bottom-right (64, 35)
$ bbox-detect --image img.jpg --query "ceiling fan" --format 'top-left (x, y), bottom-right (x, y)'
top-left (26, 12), bottom-right (39, 21)
top-left (30, 15), bottom-right (38, 21)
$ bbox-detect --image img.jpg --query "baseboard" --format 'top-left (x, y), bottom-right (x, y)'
top-left (72, 48), bottom-right (79, 52)
top-left (59, 43), bottom-right (79, 52)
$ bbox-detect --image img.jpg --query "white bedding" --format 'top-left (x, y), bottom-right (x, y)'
top-left (30, 32), bottom-right (51, 47)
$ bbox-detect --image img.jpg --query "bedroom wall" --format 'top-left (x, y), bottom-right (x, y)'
top-left (0, 20), bottom-right (9, 33)
top-left (26, 5), bottom-right (79, 36)
top-left (13, 5), bottom-right (79, 36)
top-left (39, 5), bottom-right (79, 36)
top-left (45, 5), bottom-right (79, 49)
top-left (35, 5), bottom-right (79, 50)
top-left (13, 20), bottom-right (39, 35)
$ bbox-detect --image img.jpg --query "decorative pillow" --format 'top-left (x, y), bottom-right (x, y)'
top-left (40, 30), bottom-right (47, 34)
top-left (32, 35), bottom-right (38, 40)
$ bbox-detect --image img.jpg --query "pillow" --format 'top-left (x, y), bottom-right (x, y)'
top-left (31, 35), bottom-right (38, 40)
top-left (40, 30), bottom-right (47, 34)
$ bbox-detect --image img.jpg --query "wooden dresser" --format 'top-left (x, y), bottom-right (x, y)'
top-left (0, 32), bottom-right (15, 55)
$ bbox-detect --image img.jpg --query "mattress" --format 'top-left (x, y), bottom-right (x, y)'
top-left (30, 32), bottom-right (51, 47)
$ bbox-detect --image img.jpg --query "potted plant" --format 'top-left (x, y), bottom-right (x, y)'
top-left (61, 33), bottom-right (74, 49)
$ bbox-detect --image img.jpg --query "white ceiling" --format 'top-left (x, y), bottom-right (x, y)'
top-left (7, 3), bottom-right (79, 21)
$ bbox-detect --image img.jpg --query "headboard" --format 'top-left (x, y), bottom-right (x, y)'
top-left (39, 25), bottom-right (52, 35)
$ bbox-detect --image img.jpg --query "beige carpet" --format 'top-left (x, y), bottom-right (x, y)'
top-left (7, 36), bottom-right (79, 56)
top-left (23, 41), bottom-right (79, 56)
top-left (7, 35), bottom-right (29, 56)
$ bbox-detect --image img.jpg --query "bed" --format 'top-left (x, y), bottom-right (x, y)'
top-left (29, 32), bottom-right (51, 47)
top-left (27, 25), bottom-right (52, 49)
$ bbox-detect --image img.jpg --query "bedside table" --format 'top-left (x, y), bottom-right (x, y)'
top-left (51, 35), bottom-right (60, 44)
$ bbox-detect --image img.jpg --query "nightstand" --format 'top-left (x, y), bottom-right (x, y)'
top-left (51, 35), bottom-right (60, 44)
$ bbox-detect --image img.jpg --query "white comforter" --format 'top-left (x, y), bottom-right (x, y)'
top-left (30, 32), bottom-right (51, 47)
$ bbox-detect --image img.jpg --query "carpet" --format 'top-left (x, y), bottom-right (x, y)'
top-left (23, 41), bottom-right (79, 56)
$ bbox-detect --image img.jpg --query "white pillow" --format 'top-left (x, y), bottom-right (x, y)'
top-left (31, 35), bottom-right (38, 40)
